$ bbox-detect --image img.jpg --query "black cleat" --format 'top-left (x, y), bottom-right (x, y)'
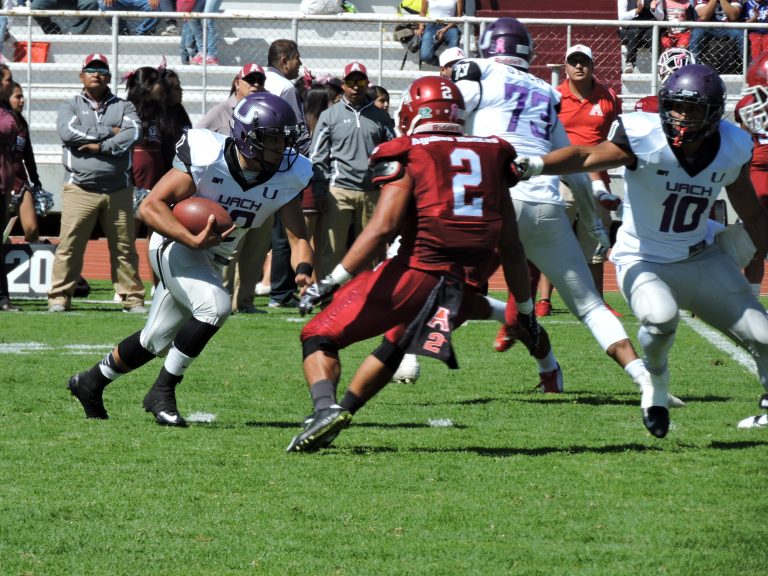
top-left (68, 372), bottom-right (108, 419)
top-left (143, 384), bottom-right (187, 427)
top-left (286, 405), bottom-right (352, 452)
top-left (643, 406), bottom-right (670, 438)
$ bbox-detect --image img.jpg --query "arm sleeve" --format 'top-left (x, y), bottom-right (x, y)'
top-left (22, 134), bottom-right (41, 186)
top-left (618, 0), bottom-right (638, 19)
top-left (0, 108), bottom-right (17, 147)
top-left (99, 101), bottom-right (141, 156)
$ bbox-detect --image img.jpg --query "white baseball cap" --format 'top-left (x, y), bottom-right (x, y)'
top-left (439, 47), bottom-right (467, 67)
top-left (565, 44), bottom-right (593, 62)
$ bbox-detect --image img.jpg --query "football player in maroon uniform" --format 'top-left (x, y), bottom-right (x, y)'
top-left (287, 76), bottom-right (547, 452)
top-left (736, 53), bottom-right (768, 300)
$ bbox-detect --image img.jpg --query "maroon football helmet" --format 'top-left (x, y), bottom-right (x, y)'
top-left (397, 76), bottom-right (465, 136)
top-left (740, 53), bottom-right (768, 134)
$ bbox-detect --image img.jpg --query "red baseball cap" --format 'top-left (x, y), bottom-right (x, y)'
top-left (83, 53), bottom-right (109, 71)
top-left (343, 61), bottom-right (368, 79)
top-left (237, 63), bottom-right (266, 80)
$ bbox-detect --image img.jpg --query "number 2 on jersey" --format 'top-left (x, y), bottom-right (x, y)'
top-left (451, 148), bottom-right (483, 217)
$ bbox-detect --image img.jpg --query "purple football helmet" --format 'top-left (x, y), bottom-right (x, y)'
top-left (230, 92), bottom-right (300, 171)
top-left (478, 17), bottom-right (534, 70)
top-left (658, 64), bottom-right (725, 147)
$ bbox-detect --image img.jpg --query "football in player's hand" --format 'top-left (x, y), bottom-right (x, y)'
top-left (172, 197), bottom-right (232, 235)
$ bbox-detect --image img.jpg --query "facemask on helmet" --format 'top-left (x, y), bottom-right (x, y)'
top-left (397, 76), bottom-right (465, 136)
top-left (658, 64), bottom-right (725, 147)
top-left (739, 53), bottom-right (768, 134)
top-left (478, 17), bottom-right (534, 71)
top-left (657, 48), bottom-right (695, 84)
top-left (230, 92), bottom-right (300, 172)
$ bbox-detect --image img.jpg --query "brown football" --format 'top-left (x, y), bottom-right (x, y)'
top-left (172, 197), bottom-right (233, 235)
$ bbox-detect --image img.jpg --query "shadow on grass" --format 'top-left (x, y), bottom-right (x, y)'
top-left (244, 420), bottom-right (469, 430)
top-left (340, 439), bottom-right (768, 457)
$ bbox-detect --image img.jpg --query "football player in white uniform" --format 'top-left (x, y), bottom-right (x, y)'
top-left (518, 64), bottom-right (768, 436)
top-left (452, 17), bottom-right (665, 404)
top-left (67, 93), bottom-right (314, 427)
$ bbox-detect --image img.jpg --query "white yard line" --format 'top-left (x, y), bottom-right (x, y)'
top-left (680, 312), bottom-right (757, 374)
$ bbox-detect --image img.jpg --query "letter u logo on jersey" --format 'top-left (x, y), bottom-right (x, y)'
top-left (710, 172), bottom-right (726, 183)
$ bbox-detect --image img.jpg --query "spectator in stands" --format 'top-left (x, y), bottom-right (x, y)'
top-left (536, 44), bottom-right (622, 317)
top-left (98, 0), bottom-right (160, 36)
top-left (8, 81), bottom-right (49, 243)
top-left (125, 67), bottom-right (166, 196)
top-left (689, 0), bottom-right (743, 71)
top-left (158, 66), bottom-right (191, 170)
top-left (439, 46), bottom-right (466, 77)
top-left (618, 0), bottom-right (665, 73)
top-left (367, 85), bottom-right (390, 111)
top-left (30, 0), bottom-right (98, 35)
top-left (745, 0), bottom-right (768, 63)
top-left (0, 63), bottom-right (20, 312)
top-left (159, 0), bottom-right (179, 35)
top-left (188, 0), bottom-right (222, 65)
top-left (196, 63), bottom-right (271, 313)
top-left (418, 0), bottom-right (463, 67)
top-left (658, 0), bottom-right (695, 49)
top-left (48, 54), bottom-right (145, 313)
top-left (265, 39), bottom-right (310, 307)
top-left (301, 81), bottom-right (338, 260)
top-left (310, 61), bottom-right (395, 280)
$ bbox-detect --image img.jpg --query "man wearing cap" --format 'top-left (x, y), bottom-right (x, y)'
top-left (264, 39), bottom-right (311, 308)
top-left (48, 54), bottom-right (145, 313)
top-left (439, 46), bottom-right (466, 78)
top-left (534, 44), bottom-right (622, 315)
top-left (310, 61), bottom-right (395, 280)
top-left (196, 63), bottom-right (271, 314)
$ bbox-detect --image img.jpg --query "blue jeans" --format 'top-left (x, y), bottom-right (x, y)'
top-left (98, 0), bottom-right (158, 35)
top-left (420, 24), bottom-right (460, 66)
top-left (688, 27), bottom-right (743, 68)
top-left (188, 0), bottom-right (222, 58)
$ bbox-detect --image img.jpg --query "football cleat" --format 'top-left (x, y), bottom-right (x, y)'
top-left (494, 324), bottom-right (517, 352)
top-left (143, 384), bottom-right (187, 427)
top-left (538, 363), bottom-right (563, 393)
top-left (534, 299), bottom-right (552, 317)
top-left (737, 414), bottom-right (768, 429)
top-left (286, 405), bottom-right (352, 453)
top-left (737, 393), bottom-right (768, 429)
top-left (667, 393), bottom-right (685, 408)
top-left (392, 354), bottom-right (421, 383)
top-left (642, 406), bottom-right (670, 438)
top-left (68, 372), bottom-right (108, 419)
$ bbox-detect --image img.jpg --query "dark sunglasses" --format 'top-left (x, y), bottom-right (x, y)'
top-left (343, 78), bottom-right (369, 88)
top-left (82, 67), bottom-right (110, 75)
top-left (566, 57), bottom-right (592, 68)
top-left (241, 74), bottom-right (265, 85)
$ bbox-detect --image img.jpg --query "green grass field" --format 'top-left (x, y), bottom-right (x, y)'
top-left (1, 283), bottom-right (767, 575)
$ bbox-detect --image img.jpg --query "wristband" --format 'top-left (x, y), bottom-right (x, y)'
top-left (526, 156), bottom-right (544, 178)
top-left (591, 179), bottom-right (608, 198)
top-left (296, 262), bottom-right (313, 277)
top-left (330, 264), bottom-right (353, 286)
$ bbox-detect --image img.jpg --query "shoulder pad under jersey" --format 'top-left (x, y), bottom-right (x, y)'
top-left (370, 137), bottom-right (411, 185)
top-left (451, 60), bottom-right (482, 83)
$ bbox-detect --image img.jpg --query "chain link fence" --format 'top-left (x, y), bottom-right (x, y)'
top-left (0, 9), bottom-right (759, 165)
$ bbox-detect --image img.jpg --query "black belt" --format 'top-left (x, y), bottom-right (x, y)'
top-left (688, 240), bottom-right (706, 257)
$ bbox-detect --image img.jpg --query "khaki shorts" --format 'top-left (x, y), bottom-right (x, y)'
top-left (560, 180), bottom-right (613, 264)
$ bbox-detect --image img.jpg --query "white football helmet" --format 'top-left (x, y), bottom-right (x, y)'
top-left (657, 48), bottom-right (695, 84)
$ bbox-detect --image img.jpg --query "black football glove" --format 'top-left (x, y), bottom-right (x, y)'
top-left (299, 274), bottom-right (339, 316)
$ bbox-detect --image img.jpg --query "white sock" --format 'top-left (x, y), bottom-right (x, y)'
top-left (518, 298), bottom-right (533, 315)
top-left (536, 350), bottom-right (559, 373)
top-left (163, 345), bottom-right (193, 377)
top-left (484, 296), bottom-right (506, 323)
top-left (624, 358), bottom-right (647, 383)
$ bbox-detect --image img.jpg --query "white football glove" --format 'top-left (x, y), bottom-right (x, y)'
top-left (515, 156), bottom-right (544, 180)
top-left (591, 180), bottom-right (622, 211)
top-left (588, 218), bottom-right (611, 259)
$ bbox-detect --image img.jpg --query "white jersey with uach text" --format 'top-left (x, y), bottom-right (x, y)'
top-left (610, 112), bottom-right (753, 266)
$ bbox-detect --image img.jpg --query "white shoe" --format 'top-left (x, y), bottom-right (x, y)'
top-left (392, 354), bottom-right (421, 383)
top-left (255, 282), bottom-right (271, 296)
top-left (737, 414), bottom-right (768, 429)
